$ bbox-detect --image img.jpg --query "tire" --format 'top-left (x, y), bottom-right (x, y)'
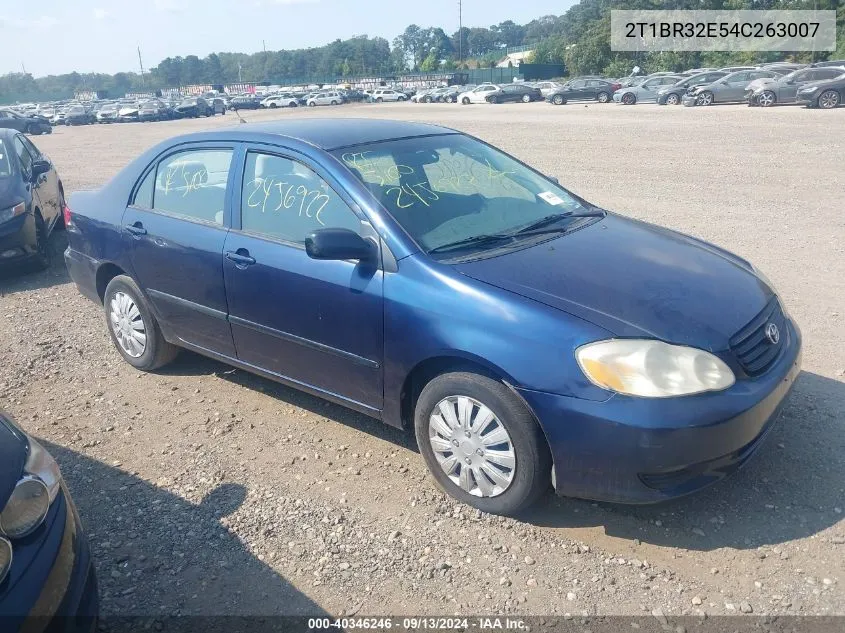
top-left (818, 89), bottom-right (840, 109)
top-left (398, 96), bottom-right (405, 101)
top-left (461, 97), bottom-right (470, 105)
top-left (665, 93), bottom-right (680, 106)
top-left (522, 94), bottom-right (531, 103)
top-left (622, 92), bottom-right (636, 105)
top-left (32, 214), bottom-right (50, 270)
top-left (758, 90), bottom-right (777, 108)
top-left (331, 100), bottom-right (338, 106)
top-left (289, 102), bottom-right (298, 108)
top-left (269, 103), bottom-right (277, 109)
top-left (55, 186), bottom-right (66, 230)
top-left (597, 91), bottom-right (610, 103)
top-left (488, 96), bottom-right (499, 104)
top-left (698, 91), bottom-right (714, 106)
top-left (103, 275), bottom-right (179, 371)
top-left (424, 96), bottom-right (432, 103)
top-left (376, 97), bottom-right (383, 103)
top-left (308, 102), bottom-right (316, 107)
top-left (414, 371), bottom-right (551, 516)
top-left (552, 94), bottom-right (565, 105)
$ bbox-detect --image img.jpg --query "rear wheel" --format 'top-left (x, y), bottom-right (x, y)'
top-left (376, 97), bottom-right (383, 103)
top-left (269, 103), bottom-right (278, 109)
top-left (818, 89), bottom-right (840, 109)
top-left (103, 275), bottom-right (179, 371)
top-left (597, 91), bottom-right (610, 103)
top-left (414, 371), bottom-right (551, 516)
top-left (488, 96), bottom-right (499, 104)
top-left (758, 90), bottom-right (777, 107)
top-left (552, 94), bottom-right (565, 105)
top-left (331, 100), bottom-right (338, 105)
top-left (665, 93), bottom-right (680, 106)
top-left (521, 94), bottom-right (531, 103)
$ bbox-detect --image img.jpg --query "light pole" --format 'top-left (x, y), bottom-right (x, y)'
top-left (458, 0), bottom-right (463, 66)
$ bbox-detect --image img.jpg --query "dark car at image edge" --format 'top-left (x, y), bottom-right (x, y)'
top-left (0, 411), bottom-right (99, 630)
top-left (63, 119), bottom-right (801, 516)
top-left (0, 110), bottom-right (52, 136)
top-left (796, 74), bottom-right (845, 109)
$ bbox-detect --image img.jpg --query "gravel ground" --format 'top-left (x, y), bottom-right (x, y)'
top-left (0, 102), bottom-right (843, 620)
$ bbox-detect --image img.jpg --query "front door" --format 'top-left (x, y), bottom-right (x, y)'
top-left (223, 148), bottom-right (384, 411)
top-left (123, 145), bottom-right (237, 356)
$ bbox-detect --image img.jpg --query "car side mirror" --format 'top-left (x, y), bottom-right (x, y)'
top-left (305, 228), bottom-right (375, 262)
top-left (31, 159), bottom-right (51, 180)
top-left (549, 176), bottom-right (560, 184)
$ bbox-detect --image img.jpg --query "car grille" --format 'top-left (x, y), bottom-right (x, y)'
top-left (730, 297), bottom-right (787, 376)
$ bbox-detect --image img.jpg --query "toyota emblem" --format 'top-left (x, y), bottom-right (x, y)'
top-left (765, 322), bottom-right (780, 345)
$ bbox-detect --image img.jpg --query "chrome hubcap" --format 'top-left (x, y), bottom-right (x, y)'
top-left (109, 292), bottom-right (147, 358)
top-left (428, 396), bottom-right (516, 498)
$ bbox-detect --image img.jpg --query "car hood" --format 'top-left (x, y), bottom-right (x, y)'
top-left (748, 78), bottom-right (778, 91)
top-left (453, 213), bottom-right (772, 351)
top-left (0, 412), bottom-right (28, 507)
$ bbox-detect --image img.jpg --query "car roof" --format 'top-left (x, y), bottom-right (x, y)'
top-left (173, 119), bottom-right (458, 151)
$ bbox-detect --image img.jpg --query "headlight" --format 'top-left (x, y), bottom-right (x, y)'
top-left (576, 339), bottom-right (735, 398)
top-left (0, 537), bottom-right (11, 584)
top-left (0, 202), bottom-right (25, 224)
top-left (0, 437), bottom-right (61, 539)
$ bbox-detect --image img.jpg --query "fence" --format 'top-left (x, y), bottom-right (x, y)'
top-left (519, 63), bottom-right (567, 81)
top-left (465, 67), bottom-right (522, 84)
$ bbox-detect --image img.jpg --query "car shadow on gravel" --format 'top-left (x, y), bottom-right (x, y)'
top-left (43, 440), bottom-right (334, 619)
top-left (158, 350), bottom-right (417, 452)
top-left (522, 370), bottom-right (845, 551)
top-left (0, 230), bottom-right (69, 294)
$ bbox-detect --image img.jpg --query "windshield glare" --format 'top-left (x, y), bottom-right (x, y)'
top-left (334, 134), bottom-right (587, 255)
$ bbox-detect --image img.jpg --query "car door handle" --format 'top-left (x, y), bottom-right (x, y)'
top-left (125, 222), bottom-right (147, 236)
top-left (226, 250), bottom-right (256, 266)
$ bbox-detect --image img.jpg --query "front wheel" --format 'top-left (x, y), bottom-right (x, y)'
top-left (488, 96), bottom-right (499, 104)
top-left (665, 93), bottom-right (680, 106)
top-left (414, 371), bottom-right (551, 516)
top-left (597, 91), bottom-right (610, 103)
top-left (621, 92), bottom-right (636, 105)
top-left (552, 94), bottom-right (565, 105)
top-left (103, 275), bottom-right (179, 371)
top-left (697, 91), bottom-right (714, 106)
top-left (308, 102), bottom-right (316, 107)
top-left (818, 89), bottom-right (840, 109)
top-left (376, 97), bottom-right (383, 103)
top-left (461, 97), bottom-right (470, 105)
top-left (522, 94), bottom-right (531, 103)
top-left (758, 90), bottom-right (776, 107)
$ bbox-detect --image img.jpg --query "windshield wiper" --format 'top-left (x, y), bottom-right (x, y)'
top-left (428, 233), bottom-right (515, 255)
top-left (511, 208), bottom-right (606, 235)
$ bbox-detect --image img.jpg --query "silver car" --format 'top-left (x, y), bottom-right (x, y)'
top-left (747, 66), bottom-right (845, 107)
top-left (613, 75), bottom-right (684, 104)
top-left (682, 69), bottom-right (785, 106)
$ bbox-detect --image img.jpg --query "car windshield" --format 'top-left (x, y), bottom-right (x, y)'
top-left (69, 106), bottom-right (85, 114)
top-left (180, 98), bottom-right (197, 105)
top-left (334, 134), bottom-right (591, 256)
top-left (0, 139), bottom-right (11, 178)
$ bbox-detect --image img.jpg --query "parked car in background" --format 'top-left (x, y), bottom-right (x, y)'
top-left (0, 129), bottom-right (64, 269)
top-left (411, 89), bottom-right (434, 103)
top-left (682, 69), bottom-right (785, 106)
top-left (419, 87), bottom-right (450, 103)
top-left (486, 84), bottom-right (543, 103)
top-left (307, 91), bottom-right (343, 106)
top-left (656, 71), bottom-right (728, 105)
top-left (546, 78), bottom-right (620, 104)
top-left (371, 89), bottom-right (406, 102)
top-left (0, 109), bottom-right (52, 135)
top-left (64, 105), bottom-right (96, 126)
top-left (533, 81), bottom-right (564, 98)
top-left (96, 103), bottom-right (119, 123)
top-left (231, 95), bottom-right (261, 110)
top-left (747, 67), bottom-right (845, 107)
top-left (613, 75), bottom-right (684, 104)
top-left (811, 59), bottom-right (845, 68)
top-left (261, 94), bottom-right (298, 108)
top-left (63, 119), bottom-right (800, 516)
top-left (459, 84), bottom-right (500, 104)
top-left (138, 100), bottom-right (172, 122)
top-left (0, 411), bottom-right (99, 627)
top-left (210, 98), bottom-right (227, 115)
top-left (174, 97), bottom-right (212, 118)
top-left (796, 73), bottom-right (845, 109)
top-left (118, 102), bottom-right (141, 122)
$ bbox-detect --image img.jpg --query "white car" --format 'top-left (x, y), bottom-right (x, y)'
top-left (306, 92), bottom-right (343, 107)
top-left (371, 89), bottom-right (406, 102)
top-left (458, 84), bottom-right (500, 104)
top-left (533, 81), bottom-right (564, 98)
top-left (261, 94), bottom-right (298, 108)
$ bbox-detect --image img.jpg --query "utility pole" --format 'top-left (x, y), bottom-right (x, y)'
top-left (238, 63), bottom-right (243, 83)
top-left (458, 0), bottom-right (463, 66)
top-left (138, 46), bottom-right (145, 87)
top-left (263, 40), bottom-right (266, 53)
top-left (21, 62), bottom-right (27, 75)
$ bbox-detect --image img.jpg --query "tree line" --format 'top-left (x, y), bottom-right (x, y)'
top-left (1, 0), bottom-right (843, 103)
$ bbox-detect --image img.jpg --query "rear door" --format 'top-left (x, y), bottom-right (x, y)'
top-left (223, 146), bottom-right (384, 411)
top-left (565, 79), bottom-right (589, 100)
top-left (718, 72), bottom-right (751, 101)
top-left (123, 143), bottom-right (237, 356)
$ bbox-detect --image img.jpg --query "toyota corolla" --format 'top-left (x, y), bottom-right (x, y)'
top-left (63, 120), bottom-right (801, 516)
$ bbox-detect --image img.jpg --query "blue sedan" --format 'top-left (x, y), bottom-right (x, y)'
top-left (64, 119), bottom-right (801, 515)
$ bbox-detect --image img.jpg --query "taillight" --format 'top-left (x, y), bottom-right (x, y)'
top-left (62, 203), bottom-right (72, 228)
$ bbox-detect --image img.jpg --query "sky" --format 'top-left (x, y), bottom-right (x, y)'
top-left (0, 0), bottom-right (576, 78)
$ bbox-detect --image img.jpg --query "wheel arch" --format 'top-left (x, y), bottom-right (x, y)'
top-left (95, 262), bottom-right (128, 303)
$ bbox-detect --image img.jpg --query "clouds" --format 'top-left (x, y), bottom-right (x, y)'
top-left (93, 8), bottom-right (109, 20)
top-left (255, 0), bottom-right (320, 5)
top-left (0, 15), bottom-right (58, 30)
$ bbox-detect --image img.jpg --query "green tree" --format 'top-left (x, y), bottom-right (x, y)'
top-left (420, 51), bottom-right (439, 72)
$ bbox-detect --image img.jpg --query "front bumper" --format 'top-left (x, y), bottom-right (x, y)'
top-left (796, 92), bottom-right (818, 105)
top-left (0, 486), bottom-right (99, 631)
top-left (0, 214), bottom-right (37, 264)
top-left (681, 94), bottom-right (699, 107)
top-left (519, 319), bottom-right (802, 504)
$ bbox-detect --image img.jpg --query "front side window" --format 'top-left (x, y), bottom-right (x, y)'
top-left (152, 149), bottom-right (233, 225)
top-left (13, 136), bottom-right (34, 176)
top-left (240, 152), bottom-right (360, 243)
top-left (336, 134), bottom-right (590, 256)
top-left (0, 139), bottom-right (11, 178)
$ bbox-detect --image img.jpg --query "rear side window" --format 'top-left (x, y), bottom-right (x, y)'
top-left (240, 152), bottom-right (360, 244)
top-left (152, 149), bottom-right (233, 225)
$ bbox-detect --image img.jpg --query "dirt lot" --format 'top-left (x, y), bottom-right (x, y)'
top-left (1, 102), bottom-right (843, 620)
